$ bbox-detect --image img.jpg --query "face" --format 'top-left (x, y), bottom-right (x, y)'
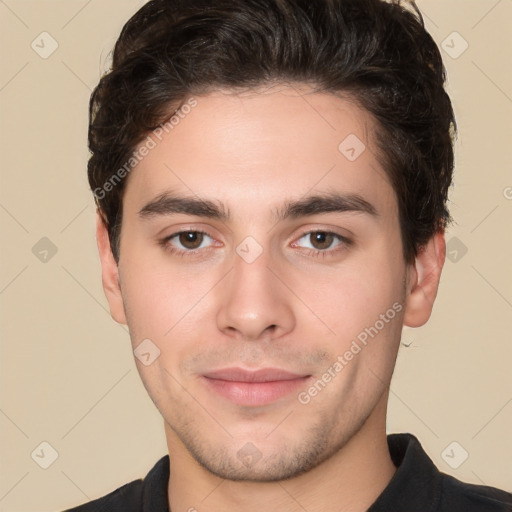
top-left (99, 85), bottom-right (439, 482)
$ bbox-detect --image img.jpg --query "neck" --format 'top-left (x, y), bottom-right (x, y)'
top-left (166, 394), bottom-right (396, 512)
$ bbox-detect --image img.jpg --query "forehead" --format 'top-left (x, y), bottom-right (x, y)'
top-left (122, 85), bottom-right (397, 222)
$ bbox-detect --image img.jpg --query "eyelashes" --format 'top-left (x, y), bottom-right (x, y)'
top-left (158, 229), bottom-right (353, 260)
top-left (292, 230), bottom-right (351, 254)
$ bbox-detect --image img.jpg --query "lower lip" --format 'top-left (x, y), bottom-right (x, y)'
top-left (202, 376), bottom-right (311, 407)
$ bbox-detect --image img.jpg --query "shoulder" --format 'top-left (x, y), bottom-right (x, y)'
top-left (378, 433), bottom-right (511, 512)
top-left (61, 479), bottom-right (143, 512)
top-left (59, 455), bottom-right (170, 512)
top-left (438, 472), bottom-right (512, 512)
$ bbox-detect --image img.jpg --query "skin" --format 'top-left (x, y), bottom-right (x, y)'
top-left (97, 84), bottom-right (445, 512)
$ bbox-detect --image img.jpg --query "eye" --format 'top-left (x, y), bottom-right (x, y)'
top-left (292, 230), bottom-right (351, 257)
top-left (159, 229), bottom-right (352, 259)
top-left (159, 230), bottom-right (215, 256)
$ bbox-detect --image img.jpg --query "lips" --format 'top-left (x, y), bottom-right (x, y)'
top-left (203, 367), bottom-right (308, 382)
top-left (202, 367), bottom-right (312, 406)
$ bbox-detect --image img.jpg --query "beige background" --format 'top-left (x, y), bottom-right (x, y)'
top-left (0, 1), bottom-right (511, 510)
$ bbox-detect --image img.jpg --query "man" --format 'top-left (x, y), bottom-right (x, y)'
top-left (65, 0), bottom-right (512, 510)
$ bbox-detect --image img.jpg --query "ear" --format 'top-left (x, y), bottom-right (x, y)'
top-left (96, 210), bottom-right (127, 325)
top-left (403, 231), bottom-right (446, 328)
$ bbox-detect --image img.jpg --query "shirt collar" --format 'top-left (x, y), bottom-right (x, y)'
top-left (368, 433), bottom-right (442, 511)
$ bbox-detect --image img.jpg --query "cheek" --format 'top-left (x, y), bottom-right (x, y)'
top-left (119, 250), bottom-right (222, 354)
top-left (120, 264), bottom-right (204, 394)
top-left (119, 254), bottom-right (185, 338)
top-left (305, 256), bottom-right (403, 342)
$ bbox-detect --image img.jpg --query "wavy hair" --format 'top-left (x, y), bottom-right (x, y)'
top-left (88, 0), bottom-right (456, 264)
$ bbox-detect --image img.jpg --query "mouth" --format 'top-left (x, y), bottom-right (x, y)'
top-left (201, 367), bottom-right (312, 407)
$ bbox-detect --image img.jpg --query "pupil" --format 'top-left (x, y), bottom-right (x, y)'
top-left (181, 232), bottom-right (202, 249)
top-left (313, 232), bottom-right (332, 249)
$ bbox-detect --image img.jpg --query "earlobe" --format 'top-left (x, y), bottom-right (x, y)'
top-left (95, 210), bottom-right (127, 325)
top-left (403, 231), bottom-right (446, 328)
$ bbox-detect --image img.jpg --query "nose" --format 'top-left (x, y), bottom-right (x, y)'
top-left (216, 245), bottom-right (296, 342)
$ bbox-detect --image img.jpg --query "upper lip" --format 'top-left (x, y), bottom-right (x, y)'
top-left (203, 367), bottom-right (310, 383)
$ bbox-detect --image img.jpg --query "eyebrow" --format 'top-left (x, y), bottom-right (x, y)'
top-left (138, 190), bottom-right (378, 222)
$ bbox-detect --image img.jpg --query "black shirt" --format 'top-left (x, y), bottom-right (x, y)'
top-left (62, 433), bottom-right (512, 512)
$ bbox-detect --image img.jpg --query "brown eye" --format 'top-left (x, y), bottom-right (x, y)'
top-left (309, 232), bottom-right (335, 250)
top-left (159, 230), bottom-right (217, 258)
top-left (177, 231), bottom-right (204, 250)
top-left (292, 230), bottom-right (350, 258)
